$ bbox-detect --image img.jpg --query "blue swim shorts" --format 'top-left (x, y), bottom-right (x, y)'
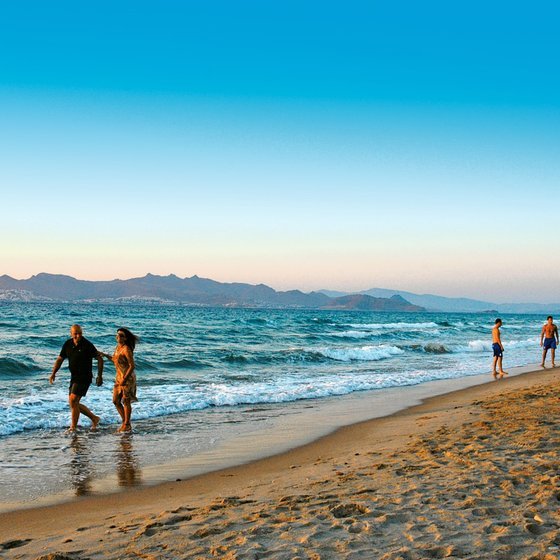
top-left (543, 338), bottom-right (557, 350)
top-left (492, 343), bottom-right (503, 357)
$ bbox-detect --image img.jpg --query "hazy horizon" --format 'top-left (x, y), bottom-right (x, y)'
top-left (2, 2), bottom-right (559, 303)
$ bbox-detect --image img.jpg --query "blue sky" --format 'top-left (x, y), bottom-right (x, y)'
top-left (1, 1), bottom-right (559, 302)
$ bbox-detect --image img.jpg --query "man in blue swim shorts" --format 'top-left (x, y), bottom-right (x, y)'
top-left (540, 316), bottom-right (559, 368)
top-left (491, 318), bottom-right (507, 379)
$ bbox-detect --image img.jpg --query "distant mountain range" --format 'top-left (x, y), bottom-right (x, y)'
top-left (1, 273), bottom-right (557, 314)
top-left (0, 273), bottom-right (425, 312)
top-left (321, 287), bottom-right (560, 315)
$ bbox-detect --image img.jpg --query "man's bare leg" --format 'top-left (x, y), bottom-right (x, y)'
top-left (69, 394), bottom-right (100, 431)
top-left (551, 348), bottom-right (556, 367)
top-left (498, 356), bottom-right (508, 377)
top-left (542, 348), bottom-right (548, 368)
top-left (492, 356), bottom-right (499, 378)
top-left (78, 403), bottom-right (100, 429)
top-left (68, 394), bottom-right (81, 431)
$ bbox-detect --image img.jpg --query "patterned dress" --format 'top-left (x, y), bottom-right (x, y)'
top-left (114, 346), bottom-right (138, 402)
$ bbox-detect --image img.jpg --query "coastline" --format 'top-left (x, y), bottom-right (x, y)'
top-left (2, 364), bottom-right (560, 559)
top-left (0, 362), bottom-right (541, 513)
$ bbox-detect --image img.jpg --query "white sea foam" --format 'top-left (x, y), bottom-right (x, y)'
top-left (0, 363), bottom-right (487, 437)
top-left (349, 322), bottom-right (439, 331)
top-left (316, 345), bottom-right (405, 362)
top-left (331, 330), bottom-right (373, 339)
top-left (466, 340), bottom-right (493, 352)
top-left (463, 337), bottom-right (538, 353)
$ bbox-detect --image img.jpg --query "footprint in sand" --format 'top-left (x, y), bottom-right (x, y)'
top-left (34, 554), bottom-right (77, 560)
top-left (347, 520), bottom-right (370, 533)
top-left (329, 502), bottom-right (370, 518)
top-left (136, 513), bottom-right (193, 537)
top-left (0, 538), bottom-right (32, 550)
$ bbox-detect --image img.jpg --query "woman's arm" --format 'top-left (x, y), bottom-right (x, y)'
top-left (98, 350), bottom-right (115, 362)
top-left (120, 347), bottom-right (135, 383)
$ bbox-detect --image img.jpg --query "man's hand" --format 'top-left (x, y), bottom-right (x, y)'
top-left (49, 372), bottom-right (56, 384)
top-left (96, 375), bottom-right (103, 387)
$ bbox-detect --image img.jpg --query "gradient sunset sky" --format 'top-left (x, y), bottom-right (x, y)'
top-left (1, 1), bottom-right (559, 302)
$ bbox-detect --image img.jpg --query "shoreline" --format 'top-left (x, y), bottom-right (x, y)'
top-left (0, 362), bottom-right (542, 514)
top-left (2, 364), bottom-right (560, 559)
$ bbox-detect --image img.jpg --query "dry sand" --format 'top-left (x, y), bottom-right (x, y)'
top-left (2, 367), bottom-right (560, 560)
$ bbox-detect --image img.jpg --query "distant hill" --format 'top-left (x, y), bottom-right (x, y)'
top-left (3, 274), bottom-right (557, 313)
top-left (319, 287), bottom-right (560, 314)
top-left (361, 288), bottom-right (495, 312)
top-left (322, 294), bottom-right (424, 312)
top-left (0, 273), bottom-right (425, 312)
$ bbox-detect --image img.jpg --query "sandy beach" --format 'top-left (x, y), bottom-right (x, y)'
top-left (2, 366), bottom-right (560, 560)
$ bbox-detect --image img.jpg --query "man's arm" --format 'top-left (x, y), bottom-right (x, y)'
top-left (96, 355), bottom-right (104, 386)
top-left (541, 325), bottom-right (545, 346)
top-left (555, 325), bottom-right (559, 343)
top-left (50, 356), bottom-right (64, 384)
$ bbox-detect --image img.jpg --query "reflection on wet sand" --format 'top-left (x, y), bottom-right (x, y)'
top-left (69, 433), bottom-right (93, 496)
top-left (116, 433), bottom-right (142, 487)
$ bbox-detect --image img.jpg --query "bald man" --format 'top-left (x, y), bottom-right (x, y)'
top-left (50, 324), bottom-right (103, 431)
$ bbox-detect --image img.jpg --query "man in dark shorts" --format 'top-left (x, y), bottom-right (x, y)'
top-left (491, 318), bottom-right (508, 379)
top-left (50, 324), bottom-right (104, 432)
top-left (540, 315), bottom-right (559, 368)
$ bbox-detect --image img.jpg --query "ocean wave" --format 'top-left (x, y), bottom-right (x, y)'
top-left (223, 354), bottom-right (249, 363)
top-left (503, 322), bottom-right (544, 332)
top-left (222, 350), bottom-right (328, 365)
top-left (463, 337), bottom-right (538, 353)
top-left (217, 346), bottom-right (405, 364)
top-left (0, 357), bottom-right (42, 378)
top-left (422, 343), bottom-right (452, 354)
top-left (159, 358), bottom-right (209, 369)
top-left (331, 330), bottom-right (374, 339)
top-left (316, 345), bottom-right (404, 362)
top-left (404, 337), bottom-right (539, 355)
top-left (243, 317), bottom-right (276, 326)
top-left (26, 335), bottom-right (65, 346)
top-left (349, 322), bottom-right (439, 331)
top-left (280, 350), bottom-right (327, 363)
top-left (310, 317), bottom-right (336, 325)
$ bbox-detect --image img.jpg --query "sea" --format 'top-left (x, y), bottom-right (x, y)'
top-left (0, 302), bottom-right (546, 510)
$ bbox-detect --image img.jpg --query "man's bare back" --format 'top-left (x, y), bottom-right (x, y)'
top-left (492, 325), bottom-right (502, 344)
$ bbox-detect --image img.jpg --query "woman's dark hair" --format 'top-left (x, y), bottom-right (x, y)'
top-left (117, 327), bottom-right (139, 351)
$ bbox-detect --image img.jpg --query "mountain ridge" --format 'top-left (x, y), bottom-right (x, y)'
top-left (0, 273), bottom-right (425, 312)
top-left (3, 273), bottom-right (557, 313)
top-left (319, 287), bottom-right (560, 314)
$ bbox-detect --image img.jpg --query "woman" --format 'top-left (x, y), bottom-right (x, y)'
top-left (101, 327), bottom-right (139, 432)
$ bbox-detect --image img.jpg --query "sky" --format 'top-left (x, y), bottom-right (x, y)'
top-left (1, 1), bottom-right (559, 303)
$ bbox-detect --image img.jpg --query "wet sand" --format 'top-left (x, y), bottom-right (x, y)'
top-left (1, 366), bottom-right (560, 559)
